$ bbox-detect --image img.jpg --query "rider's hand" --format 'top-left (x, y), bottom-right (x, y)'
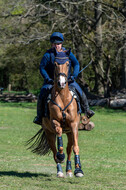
top-left (46, 78), bottom-right (54, 85)
top-left (68, 75), bottom-right (75, 83)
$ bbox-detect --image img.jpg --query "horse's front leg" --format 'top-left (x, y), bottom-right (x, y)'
top-left (52, 119), bottom-right (65, 163)
top-left (45, 128), bottom-right (64, 178)
top-left (51, 119), bottom-right (65, 178)
top-left (71, 122), bottom-right (84, 177)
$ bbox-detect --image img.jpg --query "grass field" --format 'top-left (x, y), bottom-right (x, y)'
top-left (0, 102), bottom-right (126, 190)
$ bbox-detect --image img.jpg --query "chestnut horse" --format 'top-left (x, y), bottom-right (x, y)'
top-left (28, 50), bottom-right (84, 177)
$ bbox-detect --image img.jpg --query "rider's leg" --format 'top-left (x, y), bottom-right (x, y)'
top-left (69, 81), bottom-right (95, 118)
top-left (33, 93), bottom-right (44, 125)
top-left (81, 91), bottom-right (95, 118)
top-left (33, 84), bottom-right (53, 125)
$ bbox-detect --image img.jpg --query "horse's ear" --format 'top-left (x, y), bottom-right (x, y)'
top-left (66, 48), bottom-right (71, 56)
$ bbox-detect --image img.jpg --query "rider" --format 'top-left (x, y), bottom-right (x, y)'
top-left (33, 32), bottom-right (95, 125)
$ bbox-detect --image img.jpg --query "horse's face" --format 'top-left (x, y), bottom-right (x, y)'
top-left (54, 61), bottom-right (69, 89)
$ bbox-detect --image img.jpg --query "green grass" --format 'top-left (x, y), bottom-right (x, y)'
top-left (0, 102), bottom-right (126, 190)
top-left (2, 90), bottom-right (40, 96)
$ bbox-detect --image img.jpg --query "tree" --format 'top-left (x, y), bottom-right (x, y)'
top-left (0, 0), bottom-right (126, 95)
top-left (93, 1), bottom-right (104, 94)
top-left (121, 0), bottom-right (126, 88)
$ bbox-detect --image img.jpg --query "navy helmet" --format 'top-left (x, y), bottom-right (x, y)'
top-left (50, 32), bottom-right (64, 44)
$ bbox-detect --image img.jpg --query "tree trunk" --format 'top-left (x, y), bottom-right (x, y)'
top-left (93, 1), bottom-right (104, 94)
top-left (75, 39), bottom-right (85, 83)
top-left (121, 0), bottom-right (126, 88)
top-left (104, 55), bottom-right (111, 98)
top-left (122, 38), bottom-right (126, 88)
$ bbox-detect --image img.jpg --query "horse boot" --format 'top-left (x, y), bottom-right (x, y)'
top-left (56, 136), bottom-right (65, 163)
top-left (33, 94), bottom-right (44, 125)
top-left (74, 155), bottom-right (84, 177)
top-left (81, 92), bottom-right (95, 119)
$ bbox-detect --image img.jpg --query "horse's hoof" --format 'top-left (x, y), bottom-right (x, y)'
top-left (74, 168), bottom-right (84, 178)
top-left (66, 172), bottom-right (73, 177)
top-left (57, 171), bottom-right (64, 178)
top-left (75, 173), bottom-right (84, 177)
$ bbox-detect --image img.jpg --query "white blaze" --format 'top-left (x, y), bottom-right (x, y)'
top-left (59, 75), bottom-right (66, 88)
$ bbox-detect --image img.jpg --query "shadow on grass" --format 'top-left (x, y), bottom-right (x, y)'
top-left (0, 171), bottom-right (51, 178)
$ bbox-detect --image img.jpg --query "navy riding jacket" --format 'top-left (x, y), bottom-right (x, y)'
top-left (39, 47), bottom-right (80, 83)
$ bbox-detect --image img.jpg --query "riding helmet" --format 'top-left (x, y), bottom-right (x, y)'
top-left (50, 32), bottom-right (64, 44)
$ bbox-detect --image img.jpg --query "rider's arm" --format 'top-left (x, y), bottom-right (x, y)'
top-left (69, 52), bottom-right (80, 79)
top-left (39, 53), bottom-right (50, 81)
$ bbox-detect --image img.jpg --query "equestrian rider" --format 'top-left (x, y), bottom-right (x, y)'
top-left (33, 32), bottom-right (95, 125)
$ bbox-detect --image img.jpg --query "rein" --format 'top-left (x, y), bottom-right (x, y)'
top-left (48, 95), bottom-right (74, 124)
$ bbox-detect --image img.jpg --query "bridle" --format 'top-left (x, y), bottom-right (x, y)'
top-left (54, 62), bottom-right (69, 88)
top-left (55, 72), bottom-right (67, 79)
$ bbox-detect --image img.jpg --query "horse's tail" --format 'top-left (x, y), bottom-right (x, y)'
top-left (26, 127), bottom-right (51, 156)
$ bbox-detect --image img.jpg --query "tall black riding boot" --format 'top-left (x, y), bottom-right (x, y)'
top-left (33, 94), bottom-right (43, 125)
top-left (81, 92), bottom-right (95, 118)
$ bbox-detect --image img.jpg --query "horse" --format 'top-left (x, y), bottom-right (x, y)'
top-left (27, 50), bottom-right (84, 178)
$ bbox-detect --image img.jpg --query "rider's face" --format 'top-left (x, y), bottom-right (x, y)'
top-left (52, 43), bottom-right (62, 51)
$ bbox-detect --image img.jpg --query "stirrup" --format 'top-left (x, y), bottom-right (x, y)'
top-left (33, 116), bottom-right (42, 125)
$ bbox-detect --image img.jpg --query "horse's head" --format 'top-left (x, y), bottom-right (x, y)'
top-left (54, 50), bottom-right (70, 89)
